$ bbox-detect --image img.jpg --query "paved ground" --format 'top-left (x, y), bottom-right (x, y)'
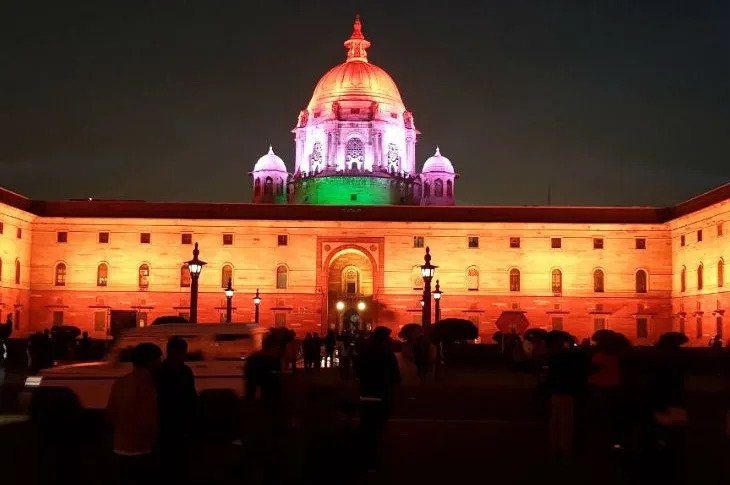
top-left (1, 361), bottom-right (730, 484)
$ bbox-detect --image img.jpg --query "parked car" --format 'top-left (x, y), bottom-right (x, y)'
top-left (23, 323), bottom-right (265, 410)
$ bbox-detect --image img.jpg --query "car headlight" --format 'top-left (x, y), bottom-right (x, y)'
top-left (24, 376), bottom-right (42, 387)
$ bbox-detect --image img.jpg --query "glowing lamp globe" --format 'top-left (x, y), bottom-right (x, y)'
top-left (224, 279), bottom-right (234, 299)
top-left (357, 301), bottom-right (366, 311)
top-left (433, 289), bottom-right (442, 301)
top-left (336, 301), bottom-right (345, 311)
top-left (420, 247), bottom-right (436, 279)
top-left (253, 288), bottom-right (262, 306)
top-left (420, 299), bottom-right (425, 307)
top-left (186, 242), bottom-right (206, 276)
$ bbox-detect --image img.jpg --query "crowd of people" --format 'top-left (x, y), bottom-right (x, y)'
top-left (106, 325), bottom-right (401, 484)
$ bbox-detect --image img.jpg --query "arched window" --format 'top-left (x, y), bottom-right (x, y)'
top-left (180, 264), bottom-right (191, 288)
top-left (680, 266), bottom-right (686, 292)
top-left (254, 178), bottom-right (261, 196)
top-left (412, 266), bottom-right (423, 290)
top-left (446, 179), bottom-right (453, 197)
top-left (635, 269), bottom-right (647, 293)
top-left (138, 264), bottom-right (150, 290)
top-left (697, 264), bottom-right (704, 290)
top-left (467, 266), bottom-right (480, 291)
top-left (345, 138), bottom-right (364, 169)
top-left (509, 268), bottom-right (520, 292)
top-left (54, 262), bottom-right (66, 286)
top-left (423, 182), bottom-right (431, 198)
top-left (719, 259), bottom-right (725, 288)
top-left (343, 267), bottom-right (359, 294)
top-left (551, 269), bottom-right (562, 294)
top-left (593, 269), bottom-right (605, 293)
top-left (15, 259), bottom-right (20, 284)
top-left (434, 179), bottom-right (444, 197)
top-left (276, 265), bottom-right (288, 289)
top-left (97, 263), bottom-right (108, 287)
top-left (221, 264), bottom-right (233, 288)
top-left (264, 176), bottom-right (273, 195)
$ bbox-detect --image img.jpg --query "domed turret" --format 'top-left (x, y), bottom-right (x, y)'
top-left (420, 147), bottom-right (457, 206)
top-left (250, 146), bottom-right (288, 204)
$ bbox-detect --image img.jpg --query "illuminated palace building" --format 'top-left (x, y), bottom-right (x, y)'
top-left (0, 17), bottom-right (728, 344)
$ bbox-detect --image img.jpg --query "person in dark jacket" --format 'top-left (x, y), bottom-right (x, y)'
top-left (245, 334), bottom-right (283, 402)
top-left (157, 337), bottom-right (198, 483)
top-left (311, 332), bottom-right (323, 369)
top-left (355, 326), bottom-right (401, 471)
top-left (324, 329), bottom-right (336, 368)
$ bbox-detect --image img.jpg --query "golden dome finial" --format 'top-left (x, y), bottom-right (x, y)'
top-left (344, 14), bottom-right (370, 62)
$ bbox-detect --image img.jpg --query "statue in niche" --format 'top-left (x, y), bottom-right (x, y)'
top-left (297, 110), bottom-right (309, 127)
top-left (369, 101), bottom-right (379, 120)
top-left (386, 143), bottom-right (401, 173)
top-left (309, 142), bottom-right (324, 172)
top-left (403, 111), bottom-right (414, 129)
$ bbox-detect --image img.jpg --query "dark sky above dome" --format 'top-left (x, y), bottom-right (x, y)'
top-left (2, 0), bottom-right (728, 206)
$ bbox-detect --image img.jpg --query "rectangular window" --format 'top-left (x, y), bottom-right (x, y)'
top-left (277, 235), bottom-right (288, 246)
top-left (635, 238), bottom-right (646, 249)
top-left (346, 282), bottom-right (356, 294)
top-left (594, 317), bottom-right (606, 332)
top-left (719, 223), bottom-right (724, 237)
top-left (680, 235), bottom-right (685, 247)
top-left (16, 227), bottom-right (22, 239)
top-left (52, 311), bottom-right (64, 326)
top-left (94, 311), bottom-right (106, 332)
top-left (57, 231), bottom-right (67, 243)
top-left (140, 233), bottom-right (151, 244)
top-left (413, 236), bottom-right (425, 248)
top-left (99, 232), bottom-right (109, 244)
top-left (696, 317), bottom-right (703, 339)
top-left (636, 318), bottom-right (648, 338)
top-left (468, 236), bottom-right (479, 248)
top-left (275, 313), bottom-right (287, 328)
top-left (181, 233), bottom-right (192, 245)
top-left (593, 238), bottom-right (604, 249)
top-left (551, 237), bottom-right (561, 249)
top-left (223, 234), bottom-right (234, 245)
top-left (509, 237), bottom-right (520, 248)
top-left (697, 229), bottom-right (703, 242)
top-left (551, 317), bottom-right (563, 331)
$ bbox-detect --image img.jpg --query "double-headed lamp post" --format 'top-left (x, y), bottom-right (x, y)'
top-left (253, 288), bottom-right (261, 324)
top-left (420, 246), bottom-right (437, 328)
top-left (186, 242), bottom-right (206, 323)
top-left (224, 278), bottom-right (234, 324)
top-left (433, 279), bottom-right (442, 323)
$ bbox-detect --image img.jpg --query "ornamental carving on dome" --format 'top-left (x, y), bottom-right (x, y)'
top-left (297, 110), bottom-right (309, 128)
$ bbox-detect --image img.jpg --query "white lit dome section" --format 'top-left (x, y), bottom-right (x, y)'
top-left (250, 146), bottom-right (289, 204)
top-left (420, 147), bottom-right (457, 206)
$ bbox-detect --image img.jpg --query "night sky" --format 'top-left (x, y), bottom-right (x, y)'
top-left (2, 0), bottom-right (728, 206)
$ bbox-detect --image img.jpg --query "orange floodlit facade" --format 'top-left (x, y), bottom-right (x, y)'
top-left (0, 16), bottom-right (727, 344)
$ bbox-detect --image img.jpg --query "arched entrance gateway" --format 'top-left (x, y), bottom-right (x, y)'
top-left (320, 243), bottom-right (380, 333)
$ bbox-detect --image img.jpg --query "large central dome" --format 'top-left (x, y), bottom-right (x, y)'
top-left (307, 16), bottom-right (404, 113)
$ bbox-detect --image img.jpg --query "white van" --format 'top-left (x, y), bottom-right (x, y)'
top-left (24, 323), bottom-right (265, 410)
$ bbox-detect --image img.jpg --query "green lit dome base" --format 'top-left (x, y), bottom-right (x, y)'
top-left (290, 174), bottom-right (419, 205)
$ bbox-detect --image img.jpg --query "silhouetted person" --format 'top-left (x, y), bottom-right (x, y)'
top-left (545, 332), bottom-right (587, 458)
top-left (157, 337), bottom-right (198, 483)
top-left (77, 331), bottom-right (92, 361)
top-left (355, 326), bottom-right (401, 471)
top-left (324, 329), bottom-right (336, 367)
top-left (412, 334), bottom-right (429, 381)
top-left (107, 343), bottom-right (162, 485)
top-left (245, 334), bottom-right (283, 402)
top-left (312, 332), bottom-right (323, 369)
top-left (589, 336), bottom-right (624, 450)
top-left (0, 314), bottom-right (12, 363)
top-left (302, 333), bottom-right (313, 370)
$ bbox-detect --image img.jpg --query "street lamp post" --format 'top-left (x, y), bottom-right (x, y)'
top-left (336, 301), bottom-right (345, 329)
top-left (253, 288), bottom-right (261, 324)
top-left (433, 279), bottom-right (442, 323)
top-left (420, 247), bottom-right (437, 327)
top-left (224, 278), bottom-right (234, 324)
top-left (186, 242), bottom-right (206, 323)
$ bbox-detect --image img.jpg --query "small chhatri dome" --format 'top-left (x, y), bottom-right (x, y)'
top-left (253, 145), bottom-right (287, 173)
top-left (307, 15), bottom-right (404, 113)
top-left (422, 146), bottom-right (454, 174)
